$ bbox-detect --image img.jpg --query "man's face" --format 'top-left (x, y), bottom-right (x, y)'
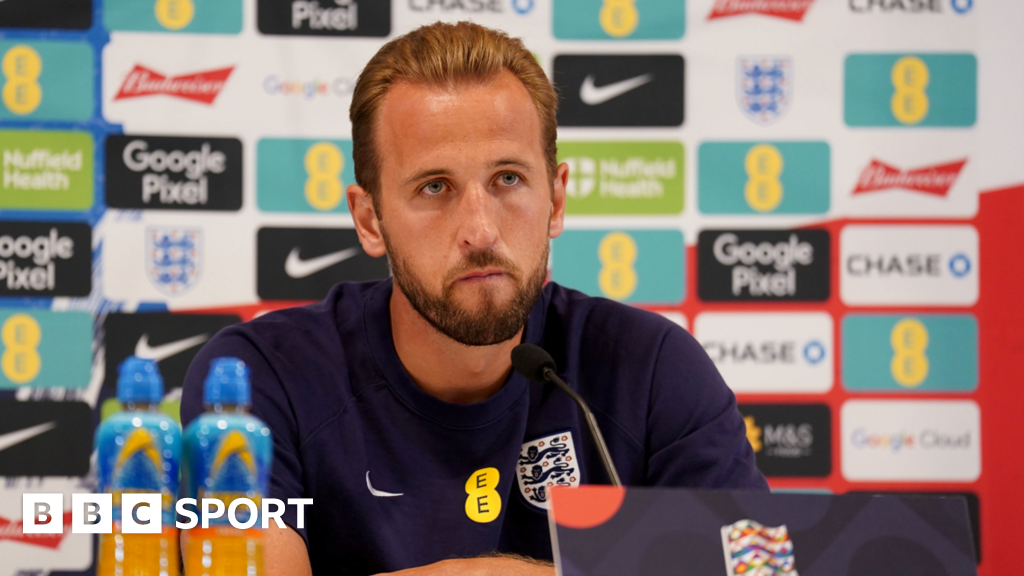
top-left (363, 70), bottom-right (566, 346)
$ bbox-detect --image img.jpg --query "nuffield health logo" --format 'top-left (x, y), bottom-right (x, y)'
top-left (559, 141), bottom-right (683, 215)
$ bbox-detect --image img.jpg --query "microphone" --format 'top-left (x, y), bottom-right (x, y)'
top-left (511, 343), bottom-right (622, 487)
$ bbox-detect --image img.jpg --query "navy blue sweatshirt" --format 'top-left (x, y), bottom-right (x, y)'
top-left (181, 279), bottom-right (766, 574)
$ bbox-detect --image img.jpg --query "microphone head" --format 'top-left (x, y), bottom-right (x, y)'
top-left (511, 343), bottom-right (557, 383)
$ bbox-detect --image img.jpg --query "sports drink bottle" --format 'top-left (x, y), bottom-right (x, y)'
top-left (182, 357), bottom-right (272, 576)
top-left (97, 356), bottom-right (182, 576)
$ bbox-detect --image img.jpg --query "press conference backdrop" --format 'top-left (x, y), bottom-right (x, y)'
top-left (1, 0), bottom-right (1023, 574)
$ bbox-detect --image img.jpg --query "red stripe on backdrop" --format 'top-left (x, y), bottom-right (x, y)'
top-left (647, 184), bottom-right (1024, 575)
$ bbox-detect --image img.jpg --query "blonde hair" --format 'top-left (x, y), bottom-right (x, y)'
top-left (350, 21), bottom-right (558, 212)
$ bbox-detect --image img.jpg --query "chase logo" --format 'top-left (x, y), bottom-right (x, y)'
top-left (842, 314), bottom-right (977, 393)
top-left (105, 0), bottom-right (242, 33)
top-left (0, 41), bottom-right (93, 122)
top-left (1, 130), bottom-right (93, 211)
top-left (559, 141), bottom-right (683, 215)
top-left (698, 142), bottom-right (830, 215)
top-left (258, 138), bottom-right (354, 214)
top-left (0, 310), bottom-right (92, 390)
top-left (845, 53), bottom-right (976, 127)
top-left (841, 400), bottom-right (980, 482)
top-left (551, 230), bottom-right (684, 304)
top-left (695, 312), bottom-right (833, 394)
top-left (554, 0), bottom-right (685, 40)
top-left (840, 224), bottom-right (978, 306)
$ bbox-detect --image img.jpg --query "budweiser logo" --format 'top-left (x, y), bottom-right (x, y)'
top-left (708, 0), bottom-right (816, 21)
top-left (0, 513), bottom-right (71, 549)
top-left (853, 158), bottom-right (968, 197)
top-left (115, 65), bottom-right (235, 105)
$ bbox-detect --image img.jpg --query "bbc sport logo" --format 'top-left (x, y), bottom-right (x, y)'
top-left (21, 494), bottom-right (313, 534)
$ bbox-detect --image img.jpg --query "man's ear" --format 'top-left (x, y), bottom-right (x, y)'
top-left (347, 183), bottom-right (386, 257)
top-left (548, 162), bottom-right (569, 239)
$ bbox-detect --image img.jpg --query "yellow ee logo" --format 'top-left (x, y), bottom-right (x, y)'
top-left (599, 0), bottom-right (639, 38)
top-left (744, 144), bottom-right (784, 213)
top-left (890, 318), bottom-right (929, 387)
top-left (155, 0), bottom-right (195, 30)
top-left (2, 45), bottom-right (43, 116)
top-left (891, 56), bottom-right (930, 125)
top-left (465, 467), bottom-right (501, 523)
top-left (597, 231), bottom-right (638, 301)
top-left (304, 142), bottom-right (345, 211)
top-left (1, 314), bottom-right (42, 384)
top-left (744, 415), bottom-right (762, 453)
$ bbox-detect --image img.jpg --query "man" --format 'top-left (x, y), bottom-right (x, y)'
top-left (181, 21), bottom-right (766, 576)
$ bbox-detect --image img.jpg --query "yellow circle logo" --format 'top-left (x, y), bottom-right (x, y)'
top-left (890, 318), bottom-right (929, 387)
top-left (597, 231), bottom-right (638, 301)
top-left (1, 45), bottom-right (43, 116)
top-left (599, 0), bottom-right (639, 38)
top-left (1, 314), bottom-right (42, 384)
top-left (890, 56), bottom-right (930, 125)
top-left (465, 467), bottom-right (501, 523)
top-left (155, 0), bottom-right (196, 30)
top-left (304, 142), bottom-right (345, 211)
top-left (743, 144), bottom-right (784, 213)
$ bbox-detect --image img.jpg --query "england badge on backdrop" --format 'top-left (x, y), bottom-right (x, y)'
top-left (737, 56), bottom-right (792, 125)
top-left (146, 227), bottom-right (202, 297)
top-left (517, 431), bottom-right (580, 511)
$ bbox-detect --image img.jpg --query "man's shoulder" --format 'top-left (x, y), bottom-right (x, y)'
top-left (544, 282), bottom-right (684, 349)
top-left (228, 279), bottom-right (387, 347)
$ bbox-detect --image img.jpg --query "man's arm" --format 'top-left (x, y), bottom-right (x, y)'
top-left (264, 524), bottom-right (314, 576)
top-left (646, 326), bottom-right (768, 489)
top-left (181, 524), bottom-right (311, 576)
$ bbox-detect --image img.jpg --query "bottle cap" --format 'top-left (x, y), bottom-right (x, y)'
top-left (117, 356), bottom-right (164, 404)
top-left (204, 357), bottom-right (251, 406)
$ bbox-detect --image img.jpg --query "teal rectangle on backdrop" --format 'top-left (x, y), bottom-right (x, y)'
top-left (551, 229), bottom-right (684, 304)
top-left (554, 0), bottom-right (685, 40)
top-left (105, 0), bottom-right (242, 33)
top-left (844, 53), bottom-right (976, 127)
top-left (0, 41), bottom-right (93, 122)
top-left (698, 141), bottom-right (830, 215)
top-left (257, 138), bottom-right (354, 214)
top-left (842, 314), bottom-right (977, 393)
top-left (0, 309), bottom-right (93, 389)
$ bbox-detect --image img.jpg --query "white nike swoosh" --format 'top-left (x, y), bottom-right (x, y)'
top-left (0, 422), bottom-right (56, 453)
top-left (579, 73), bottom-right (654, 105)
top-left (366, 471), bottom-right (403, 498)
top-left (285, 246), bottom-right (361, 279)
top-left (135, 333), bottom-right (210, 363)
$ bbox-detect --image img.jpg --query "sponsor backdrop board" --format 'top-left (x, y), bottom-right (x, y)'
top-left (2, 0), bottom-right (1023, 574)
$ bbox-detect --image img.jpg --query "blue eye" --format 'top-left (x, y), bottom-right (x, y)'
top-left (499, 173), bottom-right (520, 186)
top-left (423, 181), bottom-right (445, 195)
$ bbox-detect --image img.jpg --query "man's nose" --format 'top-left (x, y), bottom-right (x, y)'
top-left (455, 182), bottom-right (500, 250)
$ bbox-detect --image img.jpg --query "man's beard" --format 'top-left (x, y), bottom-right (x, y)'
top-left (383, 229), bottom-right (548, 347)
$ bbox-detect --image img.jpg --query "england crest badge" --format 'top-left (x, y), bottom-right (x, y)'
top-left (517, 431), bottom-right (580, 511)
top-left (737, 56), bottom-right (793, 125)
top-left (146, 227), bottom-right (202, 296)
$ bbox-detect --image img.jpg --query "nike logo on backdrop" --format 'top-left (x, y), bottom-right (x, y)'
top-left (285, 246), bottom-right (361, 279)
top-left (366, 471), bottom-right (403, 497)
top-left (135, 333), bottom-right (210, 362)
top-left (579, 73), bottom-right (654, 105)
top-left (0, 422), bottom-right (56, 454)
